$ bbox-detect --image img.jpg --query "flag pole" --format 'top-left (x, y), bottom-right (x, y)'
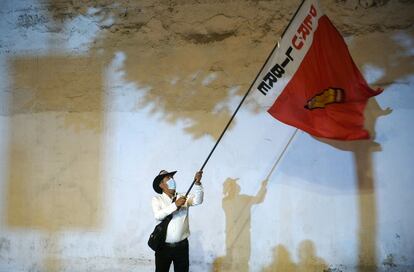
top-left (185, 0), bottom-right (307, 197)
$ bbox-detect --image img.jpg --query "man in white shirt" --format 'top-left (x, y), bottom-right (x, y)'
top-left (152, 169), bottom-right (204, 272)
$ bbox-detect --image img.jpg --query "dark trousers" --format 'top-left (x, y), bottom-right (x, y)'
top-left (155, 239), bottom-right (189, 272)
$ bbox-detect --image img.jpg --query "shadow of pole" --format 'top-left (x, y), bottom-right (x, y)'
top-left (316, 140), bottom-right (379, 271)
top-left (317, 98), bottom-right (391, 271)
top-left (355, 141), bottom-right (377, 272)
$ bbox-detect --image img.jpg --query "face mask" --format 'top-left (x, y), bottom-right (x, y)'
top-left (166, 178), bottom-right (176, 190)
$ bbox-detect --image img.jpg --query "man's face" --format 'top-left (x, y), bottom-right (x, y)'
top-left (160, 175), bottom-right (176, 195)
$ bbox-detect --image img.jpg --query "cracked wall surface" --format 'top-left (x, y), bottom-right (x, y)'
top-left (0, 0), bottom-right (413, 271)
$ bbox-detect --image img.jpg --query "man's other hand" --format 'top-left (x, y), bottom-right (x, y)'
top-left (175, 196), bottom-right (187, 208)
top-left (194, 171), bottom-right (203, 184)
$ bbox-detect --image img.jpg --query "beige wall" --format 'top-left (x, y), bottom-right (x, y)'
top-left (0, 0), bottom-right (413, 271)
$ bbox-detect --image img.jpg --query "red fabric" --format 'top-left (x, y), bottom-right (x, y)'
top-left (268, 15), bottom-right (382, 140)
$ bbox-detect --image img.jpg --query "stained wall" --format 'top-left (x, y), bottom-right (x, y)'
top-left (0, 0), bottom-right (413, 271)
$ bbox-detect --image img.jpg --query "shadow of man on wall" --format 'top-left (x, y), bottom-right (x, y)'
top-left (263, 244), bottom-right (297, 272)
top-left (297, 240), bottom-right (329, 272)
top-left (213, 177), bottom-right (268, 272)
top-left (263, 240), bottom-right (328, 272)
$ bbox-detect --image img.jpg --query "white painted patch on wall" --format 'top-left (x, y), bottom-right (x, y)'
top-left (212, 85), bottom-right (241, 114)
top-left (202, 72), bottom-right (217, 86)
top-left (61, 14), bottom-right (101, 52)
top-left (392, 31), bottom-right (414, 56)
top-left (363, 65), bottom-right (385, 85)
top-left (105, 51), bottom-right (149, 112)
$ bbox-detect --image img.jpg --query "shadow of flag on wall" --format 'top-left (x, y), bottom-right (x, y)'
top-left (253, 0), bottom-right (382, 140)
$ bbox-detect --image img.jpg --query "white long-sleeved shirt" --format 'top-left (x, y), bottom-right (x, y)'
top-left (152, 185), bottom-right (203, 243)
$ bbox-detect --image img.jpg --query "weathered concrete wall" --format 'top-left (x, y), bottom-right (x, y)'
top-left (0, 0), bottom-right (413, 271)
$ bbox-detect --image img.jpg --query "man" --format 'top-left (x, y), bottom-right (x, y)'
top-left (152, 169), bottom-right (204, 272)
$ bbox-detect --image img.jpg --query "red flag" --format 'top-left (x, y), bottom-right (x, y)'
top-left (253, 0), bottom-right (382, 140)
top-left (268, 15), bottom-right (382, 140)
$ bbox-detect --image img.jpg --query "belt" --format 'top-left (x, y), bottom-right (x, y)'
top-left (164, 238), bottom-right (188, 248)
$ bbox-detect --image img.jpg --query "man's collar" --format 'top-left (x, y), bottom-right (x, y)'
top-left (161, 192), bottom-right (176, 201)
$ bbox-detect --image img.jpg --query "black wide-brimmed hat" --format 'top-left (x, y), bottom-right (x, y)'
top-left (152, 170), bottom-right (177, 194)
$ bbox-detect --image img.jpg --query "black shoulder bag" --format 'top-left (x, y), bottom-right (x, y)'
top-left (148, 213), bottom-right (173, 251)
top-left (148, 196), bottom-right (177, 251)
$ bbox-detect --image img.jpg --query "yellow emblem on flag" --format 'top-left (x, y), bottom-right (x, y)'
top-left (305, 87), bottom-right (344, 110)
